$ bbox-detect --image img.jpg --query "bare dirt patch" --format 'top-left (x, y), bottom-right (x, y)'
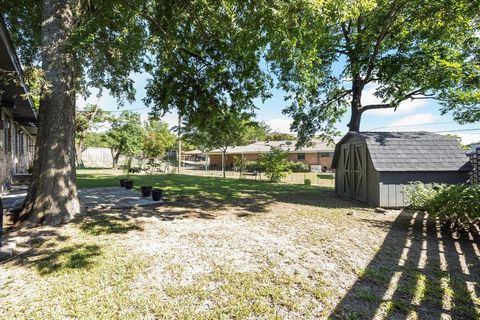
top-left (1, 192), bottom-right (479, 319)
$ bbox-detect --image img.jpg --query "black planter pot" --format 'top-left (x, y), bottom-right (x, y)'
top-left (152, 188), bottom-right (163, 201)
top-left (124, 180), bottom-right (134, 190)
top-left (119, 178), bottom-right (128, 187)
top-left (141, 186), bottom-right (153, 197)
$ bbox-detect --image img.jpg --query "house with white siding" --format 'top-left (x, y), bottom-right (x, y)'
top-left (0, 18), bottom-right (37, 193)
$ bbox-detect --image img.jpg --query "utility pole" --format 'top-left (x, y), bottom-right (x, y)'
top-left (177, 112), bottom-right (182, 173)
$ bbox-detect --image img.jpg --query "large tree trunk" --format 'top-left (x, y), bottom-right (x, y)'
top-left (177, 113), bottom-right (182, 174)
top-left (17, 0), bottom-right (80, 226)
top-left (112, 151), bottom-right (121, 169)
top-left (221, 150), bottom-right (226, 178)
top-left (347, 80), bottom-right (363, 132)
top-left (347, 106), bottom-right (362, 132)
top-left (76, 139), bottom-right (85, 168)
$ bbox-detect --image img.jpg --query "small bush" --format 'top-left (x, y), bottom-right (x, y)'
top-left (287, 161), bottom-right (309, 173)
top-left (260, 147), bottom-right (291, 183)
top-left (245, 161), bottom-right (264, 172)
top-left (304, 178), bottom-right (312, 185)
top-left (404, 182), bottom-right (480, 231)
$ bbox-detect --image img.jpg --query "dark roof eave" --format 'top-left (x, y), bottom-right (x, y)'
top-left (377, 168), bottom-right (472, 173)
top-left (0, 16), bottom-right (37, 123)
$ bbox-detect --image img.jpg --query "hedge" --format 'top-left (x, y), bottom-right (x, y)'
top-left (404, 182), bottom-right (480, 231)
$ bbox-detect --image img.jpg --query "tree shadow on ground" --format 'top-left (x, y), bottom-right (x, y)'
top-left (71, 174), bottom-right (367, 235)
top-left (78, 173), bottom-right (362, 216)
top-left (79, 213), bottom-right (144, 235)
top-left (330, 210), bottom-right (480, 319)
top-left (1, 227), bottom-right (101, 275)
top-left (33, 243), bottom-right (100, 275)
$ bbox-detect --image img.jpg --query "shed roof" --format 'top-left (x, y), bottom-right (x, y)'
top-left (332, 131), bottom-right (472, 172)
top-left (207, 140), bottom-right (334, 155)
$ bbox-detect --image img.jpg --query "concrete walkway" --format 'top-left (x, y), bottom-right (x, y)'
top-left (79, 187), bottom-right (163, 210)
top-left (2, 187), bottom-right (163, 211)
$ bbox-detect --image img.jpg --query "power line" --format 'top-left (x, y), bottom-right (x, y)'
top-left (106, 107), bottom-right (149, 113)
top-left (429, 128), bottom-right (480, 134)
top-left (365, 121), bottom-right (456, 131)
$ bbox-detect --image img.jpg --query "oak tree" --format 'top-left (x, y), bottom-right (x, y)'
top-left (2, 0), bottom-right (147, 225)
top-left (264, 0), bottom-right (480, 144)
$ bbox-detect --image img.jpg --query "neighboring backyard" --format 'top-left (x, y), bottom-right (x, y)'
top-left (1, 171), bottom-right (479, 319)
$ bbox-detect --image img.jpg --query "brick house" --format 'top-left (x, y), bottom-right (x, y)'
top-left (0, 18), bottom-right (37, 194)
top-left (206, 140), bottom-right (334, 171)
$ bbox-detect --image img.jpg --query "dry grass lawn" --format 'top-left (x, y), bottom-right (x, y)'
top-left (1, 174), bottom-right (479, 319)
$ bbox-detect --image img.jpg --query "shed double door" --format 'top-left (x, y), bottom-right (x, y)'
top-left (341, 143), bottom-right (367, 202)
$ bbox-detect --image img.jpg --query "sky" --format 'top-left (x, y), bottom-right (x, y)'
top-left (77, 71), bottom-right (480, 145)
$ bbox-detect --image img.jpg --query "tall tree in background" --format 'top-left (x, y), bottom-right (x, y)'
top-left (243, 121), bottom-right (271, 142)
top-left (142, 119), bottom-right (176, 163)
top-left (105, 111), bottom-right (145, 168)
top-left (264, 0), bottom-right (480, 144)
top-left (2, 0), bottom-right (146, 225)
top-left (75, 103), bottom-right (112, 168)
top-left (183, 110), bottom-right (256, 178)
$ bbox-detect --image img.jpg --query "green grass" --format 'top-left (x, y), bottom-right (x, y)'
top-left (76, 169), bottom-right (334, 203)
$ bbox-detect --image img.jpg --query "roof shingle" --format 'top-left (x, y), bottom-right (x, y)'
top-left (340, 132), bottom-right (472, 172)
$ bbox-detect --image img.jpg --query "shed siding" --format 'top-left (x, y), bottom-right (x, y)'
top-left (336, 136), bottom-right (380, 205)
top-left (378, 171), bottom-right (469, 207)
top-left (366, 147), bottom-right (380, 207)
top-left (335, 131), bottom-right (471, 208)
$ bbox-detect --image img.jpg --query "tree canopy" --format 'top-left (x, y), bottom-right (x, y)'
top-left (263, 0), bottom-right (480, 143)
top-left (143, 0), bottom-right (271, 129)
top-left (105, 111), bottom-right (145, 167)
top-left (142, 119), bottom-right (176, 160)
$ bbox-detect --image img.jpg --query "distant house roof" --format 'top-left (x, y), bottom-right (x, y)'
top-left (184, 149), bottom-right (203, 155)
top-left (333, 131), bottom-right (472, 172)
top-left (207, 140), bottom-right (334, 155)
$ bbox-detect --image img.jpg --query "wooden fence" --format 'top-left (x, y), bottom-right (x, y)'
top-left (80, 147), bottom-right (113, 168)
top-left (470, 147), bottom-right (479, 184)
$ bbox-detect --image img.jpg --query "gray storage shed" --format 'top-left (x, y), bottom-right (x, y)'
top-left (332, 132), bottom-right (472, 208)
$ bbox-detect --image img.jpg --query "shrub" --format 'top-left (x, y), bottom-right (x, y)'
top-left (404, 182), bottom-right (480, 231)
top-left (260, 147), bottom-right (291, 182)
top-left (287, 161), bottom-right (310, 172)
top-left (244, 160), bottom-right (264, 172)
top-left (304, 178), bottom-right (312, 185)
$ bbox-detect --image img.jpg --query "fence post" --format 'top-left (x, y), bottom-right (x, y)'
top-left (472, 147), bottom-right (479, 184)
top-left (0, 198), bottom-right (3, 249)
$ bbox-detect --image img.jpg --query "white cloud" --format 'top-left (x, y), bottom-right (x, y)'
top-left (265, 118), bottom-right (293, 133)
top-left (386, 113), bottom-right (438, 128)
top-left (450, 133), bottom-right (480, 145)
top-left (361, 85), bottom-right (428, 117)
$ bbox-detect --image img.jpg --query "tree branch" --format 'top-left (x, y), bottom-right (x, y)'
top-left (360, 89), bottom-right (436, 113)
top-left (340, 21), bottom-right (352, 51)
top-left (322, 89), bottom-right (352, 107)
top-left (360, 104), bottom-right (392, 112)
top-left (363, 1), bottom-right (400, 84)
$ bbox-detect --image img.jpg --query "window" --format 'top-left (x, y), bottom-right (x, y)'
top-left (320, 152), bottom-right (333, 158)
top-left (14, 128), bottom-right (18, 156)
top-left (19, 131), bottom-right (24, 155)
top-left (3, 121), bottom-right (7, 153)
top-left (4, 119), bottom-right (12, 153)
top-left (297, 153), bottom-right (305, 160)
